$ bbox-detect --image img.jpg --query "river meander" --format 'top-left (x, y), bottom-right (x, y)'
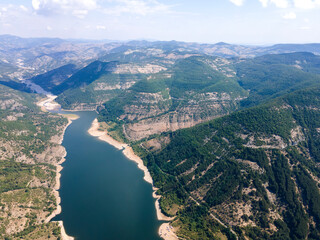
top-left (53, 111), bottom-right (162, 240)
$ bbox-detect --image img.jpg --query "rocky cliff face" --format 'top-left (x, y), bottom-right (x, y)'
top-left (122, 92), bottom-right (242, 141)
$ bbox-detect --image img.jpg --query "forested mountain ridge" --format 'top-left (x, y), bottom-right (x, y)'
top-left (94, 52), bottom-right (320, 142)
top-left (55, 60), bottom-right (169, 110)
top-left (30, 64), bottom-right (78, 93)
top-left (235, 52), bottom-right (320, 107)
top-left (98, 55), bottom-right (248, 141)
top-left (131, 86), bottom-right (320, 240)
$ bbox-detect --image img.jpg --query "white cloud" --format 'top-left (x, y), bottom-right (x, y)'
top-left (259, 0), bottom-right (289, 8)
top-left (103, 0), bottom-right (173, 16)
top-left (46, 25), bottom-right (52, 31)
top-left (259, 0), bottom-right (320, 9)
top-left (229, 0), bottom-right (245, 6)
top-left (32, 0), bottom-right (41, 10)
top-left (259, 0), bottom-right (269, 7)
top-left (0, 4), bottom-right (29, 21)
top-left (272, 0), bottom-right (289, 8)
top-left (96, 25), bottom-right (106, 30)
top-left (283, 11), bottom-right (296, 19)
top-left (293, 0), bottom-right (320, 9)
top-left (32, 0), bottom-right (98, 17)
top-left (72, 9), bottom-right (88, 18)
top-left (20, 5), bottom-right (28, 12)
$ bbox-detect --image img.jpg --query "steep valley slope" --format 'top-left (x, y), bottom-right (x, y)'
top-left (131, 86), bottom-right (320, 240)
top-left (0, 84), bottom-right (70, 239)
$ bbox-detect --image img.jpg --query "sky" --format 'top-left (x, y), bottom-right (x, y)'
top-left (0, 0), bottom-right (319, 44)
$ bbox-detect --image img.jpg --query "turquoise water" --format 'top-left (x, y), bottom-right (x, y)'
top-left (53, 111), bottom-right (162, 240)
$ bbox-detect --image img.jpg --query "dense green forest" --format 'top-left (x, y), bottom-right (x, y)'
top-left (235, 57), bottom-right (320, 107)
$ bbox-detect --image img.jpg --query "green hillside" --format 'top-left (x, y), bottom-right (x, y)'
top-left (169, 56), bottom-right (245, 97)
top-left (0, 80), bottom-right (32, 93)
top-left (98, 53), bottom-right (320, 142)
top-left (0, 84), bottom-right (68, 239)
top-left (236, 56), bottom-right (320, 107)
top-left (56, 71), bottom-right (148, 110)
top-left (52, 61), bottom-right (116, 94)
top-left (58, 52), bottom-right (320, 116)
top-left (264, 44), bottom-right (320, 55)
top-left (98, 56), bottom-right (248, 141)
top-left (30, 64), bottom-right (78, 93)
top-left (132, 86), bottom-right (320, 240)
top-left (254, 52), bottom-right (320, 74)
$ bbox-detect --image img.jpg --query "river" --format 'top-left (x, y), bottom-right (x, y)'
top-left (53, 111), bottom-right (162, 240)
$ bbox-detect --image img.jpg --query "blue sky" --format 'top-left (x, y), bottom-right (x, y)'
top-left (0, 0), bottom-right (319, 44)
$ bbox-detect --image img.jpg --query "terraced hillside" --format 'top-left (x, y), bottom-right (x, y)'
top-left (0, 84), bottom-right (68, 239)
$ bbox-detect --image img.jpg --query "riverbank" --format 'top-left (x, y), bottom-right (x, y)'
top-left (37, 95), bottom-right (61, 112)
top-left (38, 95), bottom-right (77, 240)
top-left (88, 118), bottom-right (178, 240)
top-left (159, 223), bottom-right (178, 240)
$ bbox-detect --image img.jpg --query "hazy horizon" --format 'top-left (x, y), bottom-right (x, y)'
top-left (2, 33), bottom-right (320, 47)
top-left (0, 0), bottom-right (319, 45)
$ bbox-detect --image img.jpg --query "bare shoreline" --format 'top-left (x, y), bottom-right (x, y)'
top-left (37, 96), bottom-right (77, 240)
top-left (88, 118), bottom-right (178, 240)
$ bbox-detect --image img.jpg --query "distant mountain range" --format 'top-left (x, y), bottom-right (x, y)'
top-left (0, 34), bottom-right (320, 81)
